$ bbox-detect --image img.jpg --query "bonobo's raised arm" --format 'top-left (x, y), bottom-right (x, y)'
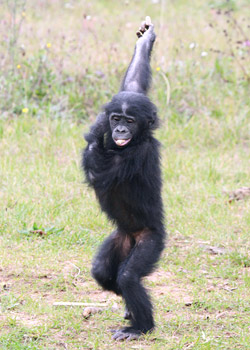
top-left (120, 16), bottom-right (156, 95)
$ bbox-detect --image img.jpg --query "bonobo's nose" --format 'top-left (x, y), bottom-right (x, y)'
top-left (116, 126), bottom-right (127, 133)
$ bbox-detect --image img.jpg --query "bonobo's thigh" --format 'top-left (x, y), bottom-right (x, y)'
top-left (92, 231), bottom-right (133, 294)
top-left (118, 229), bottom-right (164, 281)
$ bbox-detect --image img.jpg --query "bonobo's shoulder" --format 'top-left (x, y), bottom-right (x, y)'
top-left (149, 136), bottom-right (161, 149)
top-left (133, 137), bottom-right (161, 161)
top-left (135, 136), bottom-right (160, 151)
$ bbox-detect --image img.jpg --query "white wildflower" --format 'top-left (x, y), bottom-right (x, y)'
top-left (201, 51), bottom-right (208, 57)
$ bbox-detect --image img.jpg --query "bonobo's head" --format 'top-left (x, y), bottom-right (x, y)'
top-left (105, 91), bottom-right (158, 147)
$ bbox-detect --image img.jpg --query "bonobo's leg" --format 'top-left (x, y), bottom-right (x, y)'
top-left (112, 230), bottom-right (164, 341)
top-left (123, 306), bottom-right (132, 320)
top-left (121, 16), bottom-right (156, 94)
top-left (91, 231), bottom-right (133, 295)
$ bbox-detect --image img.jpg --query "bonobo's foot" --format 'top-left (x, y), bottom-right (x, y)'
top-left (111, 327), bottom-right (141, 341)
top-left (136, 16), bottom-right (155, 42)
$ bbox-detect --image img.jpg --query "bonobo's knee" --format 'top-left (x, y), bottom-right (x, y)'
top-left (91, 262), bottom-right (105, 284)
top-left (92, 260), bottom-right (120, 294)
top-left (91, 260), bottom-right (107, 285)
top-left (117, 270), bottom-right (138, 291)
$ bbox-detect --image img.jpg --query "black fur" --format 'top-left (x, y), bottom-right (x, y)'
top-left (82, 22), bottom-right (166, 340)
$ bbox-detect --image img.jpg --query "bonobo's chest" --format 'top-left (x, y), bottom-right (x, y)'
top-left (97, 177), bottom-right (139, 209)
top-left (95, 175), bottom-right (143, 218)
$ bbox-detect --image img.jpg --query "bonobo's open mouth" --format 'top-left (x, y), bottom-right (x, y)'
top-left (114, 139), bottom-right (131, 147)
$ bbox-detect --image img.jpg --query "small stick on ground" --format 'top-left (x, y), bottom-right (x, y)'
top-left (53, 302), bottom-right (107, 307)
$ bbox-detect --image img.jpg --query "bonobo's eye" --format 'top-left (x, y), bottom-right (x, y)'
top-left (112, 115), bottom-right (121, 122)
top-left (126, 118), bottom-right (135, 123)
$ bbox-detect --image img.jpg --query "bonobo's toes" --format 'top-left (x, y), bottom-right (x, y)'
top-left (109, 328), bottom-right (118, 334)
top-left (112, 327), bottom-right (141, 341)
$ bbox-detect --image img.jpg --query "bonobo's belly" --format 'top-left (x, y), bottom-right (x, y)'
top-left (96, 183), bottom-right (145, 232)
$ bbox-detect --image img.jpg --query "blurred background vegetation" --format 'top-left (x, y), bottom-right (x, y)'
top-left (0, 0), bottom-right (249, 122)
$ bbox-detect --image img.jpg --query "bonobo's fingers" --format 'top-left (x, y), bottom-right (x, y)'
top-left (145, 16), bottom-right (152, 28)
top-left (136, 16), bottom-right (154, 38)
top-left (88, 142), bottom-right (97, 151)
top-left (139, 21), bottom-right (147, 33)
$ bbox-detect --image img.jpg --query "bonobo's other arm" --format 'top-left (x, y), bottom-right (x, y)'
top-left (121, 16), bottom-right (156, 95)
top-left (84, 112), bottom-right (108, 148)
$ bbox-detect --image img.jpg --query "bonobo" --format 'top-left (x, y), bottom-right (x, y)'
top-left (82, 17), bottom-right (166, 341)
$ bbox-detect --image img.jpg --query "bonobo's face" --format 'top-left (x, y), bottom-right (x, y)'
top-left (105, 91), bottom-right (158, 148)
top-left (109, 113), bottom-right (138, 147)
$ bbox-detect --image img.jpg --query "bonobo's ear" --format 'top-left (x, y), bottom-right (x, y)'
top-left (148, 118), bottom-right (154, 127)
top-left (148, 108), bottom-right (159, 129)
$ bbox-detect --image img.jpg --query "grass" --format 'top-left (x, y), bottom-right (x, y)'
top-left (0, 0), bottom-right (250, 349)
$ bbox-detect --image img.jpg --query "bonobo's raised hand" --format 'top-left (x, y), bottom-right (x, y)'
top-left (136, 16), bottom-right (155, 42)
